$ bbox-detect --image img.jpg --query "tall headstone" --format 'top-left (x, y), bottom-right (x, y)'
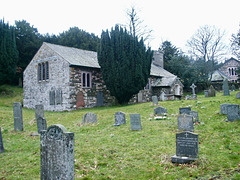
top-left (227, 104), bottom-right (240, 121)
top-left (220, 103), bottom-right (231, 114)
top-left (189, 111), bottom-right (199, 123)
top-left (223, 79), bottom-right (230, 96)
top-left (35, 105), bottom-right (47, 133)
top-left (0, 127), bottom-right (4, 153)
top-left (154, 106), bottom-right (167, 115)
top-left (236, 92), bottom-right (240, 99)
top-left (208, 85), bottom-right (216, 97)
top-left (82, 113), bottom-right (97, 124)
top-left (190, 83), bottom-right (197, 99)
top-left (138, 92), bottom-right (143, 103)
top-left (179, 107), bottom-right (191, 115)
top-left (178, 114), bottom-right (194, 132)
top-left (152, 96), bottom-right (158, 105)
top-left (40, 124), bottom-right (74, 180)
top-left (114, 112), bottom-right (126, 126)
top-left (130, 114), bottom-right (141, 130)
top-left (204, 90), bottom-right (209, 97)
top-left (172, 131), bottom-right (199, 163)
top-left (13, 102), bottom-right (23, 131)
top-left (96, 91), bottom-right (104, 107)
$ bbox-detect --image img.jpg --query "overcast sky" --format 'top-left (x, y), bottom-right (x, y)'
top-left (1, 0), bottom-right (240, 58)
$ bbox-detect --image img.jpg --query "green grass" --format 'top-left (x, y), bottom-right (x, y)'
top-left (0, 85), bottom-right (240, 179)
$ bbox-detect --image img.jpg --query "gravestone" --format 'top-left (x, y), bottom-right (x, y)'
top-left (236, 92), bottom-right (240, 99)
top-left (223, 79), bottom-right (230, 96)
top-left (154, 106), bottom-right (167, 115)
top-left (232, 84), bottom-right (236, 91)
top-left (204, 90), bottom-right (209, 97)
top-left (114, 112), bottom-right (126, 126)
top-left (138, 92), bottom-right (143, 103)
top-left (189, 111), bottom-right (199, 123)
top-left (152, 96), bottom-right (158, 105)
top-left (190, 83), bottom-right (197, 95)
top-left (35, 105), bottom-right (47, 133)
top-left (130, 114), bottom-right (141, 130)
top-left (227, 104), bottom-right (240, 121)
top-left (96, 91), bottom-right (104, 107)
top-left (172, 131), bottom-right (199, 163)
top-left (179, 107), bottom-right (191, 115)
top-left (178, 114), bottom-right (194, 131)
top-left (40, 124), bottom-right (74, 180)
top-left (159, 92), bottom-right (167, 101)
top-left (220, 103), bottom-right (231, 114)
top-left (82, 113), bottom-right (97, 124)
top-left (0, 127), bottom-right (4, 153)
top-left (13, 102), bottom-right (23, 131)
top-left (208, 85), bottom-right (216, 97)
top-left (185, 95), bottom-right (190, 100)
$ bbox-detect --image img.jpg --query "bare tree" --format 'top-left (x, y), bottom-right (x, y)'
top-left (231, 25), bottom-right (240, 59)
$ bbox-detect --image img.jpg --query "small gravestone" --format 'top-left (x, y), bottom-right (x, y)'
top-left (35, 105), bottom-right (47, 133)
top-left (220, 103), bottom-right (231, 114)
top-left (40, 124), bottom-right (74, 180)
top-left (178, 114), bottom-right (194, 131)
top-left (232, 84), bottom-right (236, 91)
top-left (172, 131), bottom-right (199, 163)
top-left (152, 96), bottom-right (158, 105)
top-left (96, 91), bottom-right (104, 107)
top-left (154, 106), bottom-right (167, 115)
top-left (114, 112), bottom-right (126, 126)
top-left (82, 113), bottom-right (97, 124)
top-left (208, 85), bottom-right (216, 97)
top-left (179, 107), bottom-right (191, 115)
top-left (0, 127), bottom-right (4, 153)
top-left (223, 79), bottom-right (230, 96)
top-left (185, 95), bottom-right (190, 100)
top-left (227, 104), bottom-right (240, 121)
top-left (189, 111), bottom-right (199, 123)
top-left (204, 90), bottom-right (209, 97)
top-left (130, 114), bottom-right (141, 130)
top-left (159, 91), bottom-right (167, 101)
top-left (13, 102), bottom-right (23, 131)
top-left (236, 92), bottom-right (240, 99)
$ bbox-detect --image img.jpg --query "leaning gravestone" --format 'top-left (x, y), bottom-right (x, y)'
top-left (154, 106), bottom-right (167, 115)
top-left (220, 103), bottom-right (231, 114)
top-left (189, 111), bottom-right (199, 123)
top-left (204, 90), bottom-right (209, 97)
top-left (236, 92), bottom-right (240, 99)
top-left (40, 124), bottom-right (74, 180)
top-left (223, 79), bottom-right (230, 96)
top-left (35, 105), bottom-right (47, 134)
top-left (83, 113), bottom-right (97, 124)
top-left (171, 131), bottom-right (199, 163)
top-left (152, 96), bottom-right (158, 105)
top-left (208, 85), bottom-right (216, 97)
top-left (0, 127), bottom-right (4, 153)
top-left (130, 114), bottom-right (141, 130)
top-left (178, 114), bottom-right (194, 131)
top-left (114, 112), bottom-right (126, 126)
top-left (13, 102), bottom-right (23, 131)
top-left (179, 107), bottom-right (191, 115)
top-left (227, 104), bottom-right (240, 121)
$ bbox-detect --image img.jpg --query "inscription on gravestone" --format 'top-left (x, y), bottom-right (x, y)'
top-left (178, 114), bottom-right (194, 131)
top-left (227, 104), bottom-right (240, 122)
top-left (0, 127), bottom-right (4, 153)
top-left (40, 124), bottom-right (74, 180)
top-left (130, 114), bottom-right (141, 130)
top-left (114, 112), bottom-right (126, 126)
top-left (35, 105), bottom-right (47, 133)
top-left (154, 107), bottom-right (167, 115)
top-left (83, 113), bottom-right (98, 124)
top-left (13, 102), bottom-right (23, 131)
top-left (152, 96), bottom-right (158, 105)
top-left (179, 107), bottom-right (191, 115)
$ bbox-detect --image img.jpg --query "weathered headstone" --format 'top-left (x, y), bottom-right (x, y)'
top-left (185, 95), bottom-right (190, 100)
top-left (204, 90), bottom-right (209, 97)
top-left (190, 83), bottom-right (197, 95)
top-left (189, 111), bottom-right (199, 123)
top-left (223, 79), bottom-right (230, 96)
top-left (114, 112), bottom-right (126, 126)
top-left (227, 104), bottom-right (240, 121)
top-left (178, 114), bottom-right (194, 131)
top-left (179, 107), bottom-right (191, 115)
top-left (35, 105), bottom-right (47, 133)
top-left (40, 124), bottom-right (74, 180)
top-left (0, 127), bottom-right (4, 153)
top-left (154, 106), bottom-right (167, 115)
top-left (208, 85), bottom-right (216, 97)
top-left (159, 91), bottom-right (167, 101)
top-left (138, 92), bottom-right (143, 103)
top-left (232, 84), bottom-right (236, 91)
top-left (96, 91), bottom-right (104, 107)
top-left (130, 114), bottom-right (141, 130)
top-left (220, 103), bottom-right (231, 114)
top-left (172, 131), bottom-right (199, 163)
top-left (82, 113), bottom-right (97, 124)
top-left (13, 102), bottom-right (23, 131)
top-left (152, 96), bottom-right (158, 105)
top-left (236, 92), bottom-right (240, 99)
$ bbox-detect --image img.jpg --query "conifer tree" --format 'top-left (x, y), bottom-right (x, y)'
top-left (98, 25), bottom-right (153, 104)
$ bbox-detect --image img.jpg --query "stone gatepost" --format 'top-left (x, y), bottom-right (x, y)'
top-left (40, 124), bottom-right (74, 180)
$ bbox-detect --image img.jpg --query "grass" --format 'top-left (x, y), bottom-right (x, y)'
top-left (0, 85), bottom-right (240, 179)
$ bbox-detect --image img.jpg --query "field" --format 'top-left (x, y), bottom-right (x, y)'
top-left (0, 85), bottom-right (240, 179)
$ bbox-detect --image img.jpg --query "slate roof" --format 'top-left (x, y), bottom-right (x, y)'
top-left (210, 70), bottom-right (231, 81)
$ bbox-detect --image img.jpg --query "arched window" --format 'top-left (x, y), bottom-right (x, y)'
top-left (229, 68), bottom-right (231, 76)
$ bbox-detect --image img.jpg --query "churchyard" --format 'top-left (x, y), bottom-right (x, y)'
top-left (0, 85), bottom-right (240, 179)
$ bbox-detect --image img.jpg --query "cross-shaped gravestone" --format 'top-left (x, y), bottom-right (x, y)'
top-left (190, 83), bottom-right (197, 95)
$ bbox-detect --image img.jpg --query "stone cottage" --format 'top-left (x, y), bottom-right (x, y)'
top-left (23, 42), bottom-right (183, 111)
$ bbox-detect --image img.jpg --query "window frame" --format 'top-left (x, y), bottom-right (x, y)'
top-left (81, 71), bottom-right (92, 88)
top-left (38, 61), bottom-right (49, 82)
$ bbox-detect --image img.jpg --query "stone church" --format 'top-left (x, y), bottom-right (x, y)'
top-left (23, 42), bottom-right (183, 111)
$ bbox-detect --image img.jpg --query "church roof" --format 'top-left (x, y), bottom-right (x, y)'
top-left (210, 70), bottom-right (231, 81)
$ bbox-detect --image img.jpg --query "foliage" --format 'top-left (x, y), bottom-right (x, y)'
top-left (0, 19), bottom-right (19, 85)
top-left (1, 86), bottom-right (240, 179)
top-left (98, 25), bottom-right (153, 104)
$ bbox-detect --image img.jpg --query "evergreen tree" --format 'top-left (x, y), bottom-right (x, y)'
top-left (98, 25), bottom-right (153, 104)
top-left (0, 19), bottom-right (18, 85)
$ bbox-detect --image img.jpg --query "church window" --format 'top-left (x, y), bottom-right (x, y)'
top-left (38, 62), bottom-right (49, 82)
top-left (82, 72), bottom-right (92, 88)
